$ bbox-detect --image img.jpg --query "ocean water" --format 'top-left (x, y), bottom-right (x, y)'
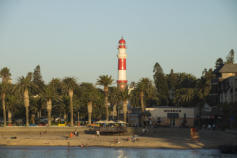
top-left (0, 146), bottom-right (236, 158)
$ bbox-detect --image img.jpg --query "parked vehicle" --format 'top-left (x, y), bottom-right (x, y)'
top-left (58, 119), bottom-right (67, 127)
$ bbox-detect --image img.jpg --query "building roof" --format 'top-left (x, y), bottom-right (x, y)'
top-left (219, 64), bottom-right (237, 73)
top-left (119, 38), bottom-right (126, 44)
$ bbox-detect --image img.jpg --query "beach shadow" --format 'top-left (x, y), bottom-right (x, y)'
top-left (130, 127), bottom-right (237, 149)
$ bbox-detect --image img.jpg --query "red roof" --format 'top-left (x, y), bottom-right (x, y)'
top-left (119, 38), bottom-right (126, 44)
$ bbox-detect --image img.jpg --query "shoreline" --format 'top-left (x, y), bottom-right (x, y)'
top-left (0, 144), bottom-right (223, 150)
top-left (0, 127), bottom-right (236, 150)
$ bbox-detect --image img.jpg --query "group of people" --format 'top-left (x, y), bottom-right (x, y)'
top-left (69, 129), bottom-right (79, 138)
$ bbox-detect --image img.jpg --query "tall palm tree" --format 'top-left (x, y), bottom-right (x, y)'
top-left (49, 78), bottom-right (66, 120)
top-left (15, 72), bottom-right (35, 126)
top-left (0, 67), bottom-right (11, 127)
top-left (137, 78), bottom-right (153, 112)
top-left (62, 77), bottom-right (78, 126)
top-left (0, 67), bottom-right (11, 83)
top-left (5, 84), bottom-right (18, 125)
top-left (108, 87), bottom-right (120, 120)
top-left (6, 94), bottom-right (18, 125)
top-left (0, 83), bottom-right (9, 126)
top-left (40, 84), bottom-right (61, 126)
top-left (97, 75), bottom-right (113, 121)
top-left (119, 88), bottom-right (129, 122)
top-left (80, 83), bottom-right (98, 124)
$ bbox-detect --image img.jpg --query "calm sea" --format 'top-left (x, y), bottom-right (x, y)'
top-left (0, 146), bottom-right (236, 158)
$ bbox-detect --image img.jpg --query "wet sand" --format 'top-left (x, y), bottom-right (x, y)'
top-left (0, 127), bottom-right (236, 149)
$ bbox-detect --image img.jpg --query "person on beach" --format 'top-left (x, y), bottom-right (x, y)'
top-left (96, 130), bottom-right (100, 137)
top-left (74, 129), bottom-right (79, 136)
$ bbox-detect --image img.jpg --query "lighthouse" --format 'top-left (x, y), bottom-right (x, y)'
top-left (117, 37), bottom-right (127, 90)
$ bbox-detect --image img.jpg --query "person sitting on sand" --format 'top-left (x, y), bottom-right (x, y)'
top-left (131, 135), bottom-right (137, 142)
top-left (74, 129), bottom-right (79, 136)
top-left (96, 130), bottom-right (100, 137)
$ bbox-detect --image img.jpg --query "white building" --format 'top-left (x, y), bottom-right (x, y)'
top-left (145, 107), bottom-right (198, 127)
top-left (220, 76), bottom-right (237, 104)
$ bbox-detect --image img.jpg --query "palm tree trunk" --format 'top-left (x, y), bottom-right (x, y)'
top-left (123, 100), bottom-right (127, 123)
top-left (140, 91), bottom-right (145, 112)
top-left (24, 89), bottom-right (30, 126)
top-left (31, 114), bottom-right (35, 124)
top-left (105, 94), bottom-right (109, 121)
top-left (104, 87), bottom-right (109, 121)
top-left (47, 99), bottom-right (52, 126)
top-left (77, 112), bottom-right (79, 125)
top-left (87, 101), bottom-right (92, 124)
top-left (25, 106), bottom-right (29, 126)
top-left (38, 110), bottom-right (42, 119)
top-left (8, 110), bottom-right (12, 125)
top-left (64, 111), bottom-right (67, 121)
top-left (140, 91), bottom-right (145, 126)
top-left (117, 105), bottom-right (120, 120)
top-left (37, 111), bottom-right (40, 119)
top-left (1, 93), bottom-right (6, 126)
top-left (113, 104), bottom-right (117, 120)
top-left (69, 89), bottom-right (74, 127)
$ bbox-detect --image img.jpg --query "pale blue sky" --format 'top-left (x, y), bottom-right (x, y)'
top-left (0, 0), bottom-right (237, 84)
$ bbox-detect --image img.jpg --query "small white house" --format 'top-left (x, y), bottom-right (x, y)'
top-left (145, 107), bottom-right (198, 127)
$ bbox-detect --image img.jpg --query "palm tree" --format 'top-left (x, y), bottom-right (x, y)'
top-left (62, 77), bottom-right (78, 126)
top-left (0, 67), bottom-right (11, 83)
top-left (5, 84), bottom-right (18, 125)
top-left (174, 88), bottom-right (195, 106)
top-left (40, 84), bottom-right (61, 126)
top-left (97, 75), bottom-right (113, 121)
top-left (15, 72), bottom-right (35, 126)
top-left (0, 83), bottom-right (9, 126)
top-left (137, 78), bottom-right (153, 113)
top-left (49, 78), bottom-right (66, 120)
top-left (0, 67), bottom-right (11, 126)
top-left (80, 83), bottom-right (98, 124)
top-left (108, 87), bottom-right (120, 120)
top-left (6, 94), bottom-right (18, 125)
top-left (119, 88), bottom-right (129, 122)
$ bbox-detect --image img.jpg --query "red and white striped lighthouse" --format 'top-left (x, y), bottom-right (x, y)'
top-left (117, 37), bottom-right (127, 90)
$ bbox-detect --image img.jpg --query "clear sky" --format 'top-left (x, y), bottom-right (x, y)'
top-left (0, 0), bottom-right (237, 85)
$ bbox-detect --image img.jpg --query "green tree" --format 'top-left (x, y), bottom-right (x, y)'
top-left (174, 88), bottom-right (195, 106)
top-left (225, 49), bottom-right (235, 64)
top-left (137, 78), bottom-right (153, 112)
top-left (97, 75), bottom-right (113, 121)
top-left (0, 83), bottom-right (9, 126)
top-left (62, 77), bottom-right (78, 126)
top-left (0, 67), bottom-right (11, 83)
top-left (6, 84), bottom-right (19, 125)
top-left (153, 62), bottom-right (168, 105)
top-left (31, 65), bottom-right (45, 119)
top-left (15, 72), bottom-right (36, 126)
top-left (0, 67), bottom-right (11, 126)
top-left (40, 83), bottom-right (61, 126)
top-left (197, 68), bottom-right (213, 102)
top-left (167, 69), bottom-right (177, 105)
top-left (215, 58), bottom-right (224, 70)
top-left (50, 78), bottom-right (67, 120)
top-left (33, 65), bottom-right (45, 90)
top-left (119, 88), bottom-right (129, 122)
top-left (108, 87), bottom-right (120, 120)
top-left (79, 83), bottom-right (99, 124)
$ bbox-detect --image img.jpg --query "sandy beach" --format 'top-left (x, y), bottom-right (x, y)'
top-left (0, 127), bottom-right (236, 149)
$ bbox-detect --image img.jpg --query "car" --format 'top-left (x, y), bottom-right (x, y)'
top-left (58, 120), bottom-right (66, 127)
top-left (38, 118), bottom-right (48, 126)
